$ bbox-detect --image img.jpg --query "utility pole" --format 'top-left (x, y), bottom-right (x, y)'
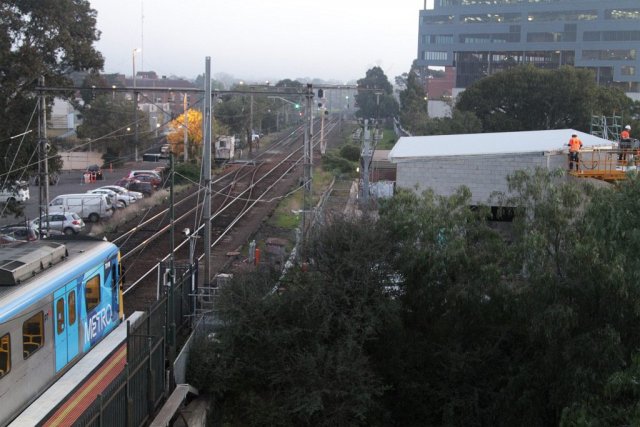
top-left (132, 48), bottom-right (140, 162)
top-left (203, 57), bottom-right (212, 285)
top-left (320, 107), bottom-right (326, 155)
top-left (301, 83), bottom-right (313, 260)
top-left (38, 76), bottom-right (49, 235)
top-left (167, 152), bottom-right (176, 364)
top-left (134, 90), bottom-right (139, 162)
top-left (183, 93), bottom-right (189, 162)
top-left (361, 119), bottom-right (372, 205)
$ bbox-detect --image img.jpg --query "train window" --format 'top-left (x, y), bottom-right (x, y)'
top-left (56, 297), bottom-right (65, 334)
top-left (23, 312), bottom-right (44, 359)
top-left (68, 291), bottom-right (76, 326)
top-left (85, 275), bottom-right (101, 312)
top-left (0, 333), bottom-right (10, 378)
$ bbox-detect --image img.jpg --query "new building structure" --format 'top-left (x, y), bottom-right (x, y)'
top-left (388, 129), bottom-right (610, 205)
top-left (417, 0), bottom-right (640, 95)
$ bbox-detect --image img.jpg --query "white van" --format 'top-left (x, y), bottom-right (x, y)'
top-left (49, 193), bottom-right (113, 222)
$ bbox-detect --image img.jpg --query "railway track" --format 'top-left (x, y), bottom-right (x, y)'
top-left (117, 117), bottom-right (341, 314)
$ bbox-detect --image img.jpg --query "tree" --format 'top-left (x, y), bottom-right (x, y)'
top-left (76, 95), bottom-right (151, 166)
top-left (355, 67), bottom-right (399, 120)
top-left (1, 0), bottom-right (103, 180)
top-left (166, 108), bottom-right (230, 160)
top-left (167, 109), bottom-right (203, 161)
top-left (398, 71), bottom-right (429, 133)
top-left (456, 65), bottom-right (632, 132)
top-left (188, 215), bottom-right (396, 426)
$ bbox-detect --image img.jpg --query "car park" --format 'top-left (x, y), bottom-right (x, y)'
top-left (29, 212), bottom-right (85, 235)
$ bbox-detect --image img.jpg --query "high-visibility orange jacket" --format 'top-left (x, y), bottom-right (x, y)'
top-left (621, 130), bottom-right (630, 140)
top-left (568, 137), bottom-right (582, 152)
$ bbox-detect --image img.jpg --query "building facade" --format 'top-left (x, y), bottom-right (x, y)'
top-left (417, 0), bottom-right (640, 93)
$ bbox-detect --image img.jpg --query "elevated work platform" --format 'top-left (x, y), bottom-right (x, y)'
top-left (568, 146), bottom-right (638, 182)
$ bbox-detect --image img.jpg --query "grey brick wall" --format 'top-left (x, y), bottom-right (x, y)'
top-left (396, 152), bottom-right (566, 205)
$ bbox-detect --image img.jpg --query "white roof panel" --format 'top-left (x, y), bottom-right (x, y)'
top-left (389, 129), bottom-right (611, 161)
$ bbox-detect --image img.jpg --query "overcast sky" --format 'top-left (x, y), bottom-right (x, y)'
top-left (89, 0), bottom-right (427, 84)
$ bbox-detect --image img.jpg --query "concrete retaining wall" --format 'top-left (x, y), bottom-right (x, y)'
top-left (58, 151), bottom-right (103, 170)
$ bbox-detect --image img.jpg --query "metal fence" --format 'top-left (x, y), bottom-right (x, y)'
top-left (72, 264), bottom-right (197, 426)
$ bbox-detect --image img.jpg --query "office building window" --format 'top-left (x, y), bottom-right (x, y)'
top-left (606, 9), bottom-right (640, 20)
top-left (423, 15), bottom-right (454, 25)
top-left (424, 35), bottom-right (454, 44)
top-left (527, 11), bottom-right (597, 22)
top-left (423, 51), bottom-right (448, 60)
top-left (461, 13), bottom-right (521, 24)
top-left (527, 32), bottom-right (563, 42)
top-left (583, 49), bottom-right (637, 61)
top-left (621, 66), bottom-right (636, 76)
top-left (460, 33), bottom-right (519, 43)
top-left (602, 31), bottom-right (640, 42)
top-left (583, 31), bottom-right (601, 41)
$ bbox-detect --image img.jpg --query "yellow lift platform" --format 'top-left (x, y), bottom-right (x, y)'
top-left (568, 147), bottom-right (635, 182)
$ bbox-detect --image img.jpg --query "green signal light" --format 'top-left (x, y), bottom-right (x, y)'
top-left (294, 103), bottom-right (300, 109)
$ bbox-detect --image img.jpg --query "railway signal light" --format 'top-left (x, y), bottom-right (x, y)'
top-left (317, 89), bottom-right (324, 98)
top-left (294, 103), bottom-right (300, 109)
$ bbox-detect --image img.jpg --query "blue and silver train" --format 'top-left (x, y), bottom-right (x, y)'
top-left (0, 238), bottom-right (123, 425)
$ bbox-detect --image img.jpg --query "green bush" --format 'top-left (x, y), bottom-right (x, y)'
top-left (339, 144), bottom-right (360, 162)
top-left (322, 152), bottom-right (357, 175)
top-left (173, 162), bottom-right (201, 185)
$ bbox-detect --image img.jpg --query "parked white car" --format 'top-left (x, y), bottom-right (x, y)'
top-left (0, 181), bottom-right (30, 204)
top-left (87, 188), bottom-right (136, 208)
top-left (29, 212), bottom-right (85, 235)
top-left (97, 185), bottom-right (144, 201)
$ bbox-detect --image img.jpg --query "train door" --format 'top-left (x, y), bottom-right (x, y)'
top-left (53, 282), bottom-right (79, 372)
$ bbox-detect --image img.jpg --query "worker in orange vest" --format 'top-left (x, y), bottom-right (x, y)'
top-left (567, 133), bottom-right (583, 171)
top-left (619, 125), bottom-right (632, 161)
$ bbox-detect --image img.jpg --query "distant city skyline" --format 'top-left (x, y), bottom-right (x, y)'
top-left (89, 0), bottom-right (426, 84)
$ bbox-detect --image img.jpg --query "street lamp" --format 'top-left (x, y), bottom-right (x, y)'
top-left (132, 48), bottom-right (141, 88)
top-left (132, 48), bottom-right (141, 161)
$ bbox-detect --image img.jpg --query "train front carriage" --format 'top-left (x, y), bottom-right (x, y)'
top-left (0, 239), bottom-right (123, 426)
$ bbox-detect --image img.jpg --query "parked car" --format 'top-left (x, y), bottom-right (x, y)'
top-left (131, 173), bottom-right (161, 189)
top-left (84, 164), bottom-right (104, 180)
top-left (0, 234), bottom-right (18, 245)
top-left (0, 224), bottom-right (39, 241)
top-left (29, 212), bottom-right (85, 235)
top-left (49, 193), bottom-right (113, 222)
top-left (33, 172), bottom-right (60, 185)
top-left (127, 170), bottom-right (162, 180)
top-left (87, 188), bottom-right (136, 208)
top-left (114, 178), bottom-right (154, 197)
top-left (0, 181), bottom-right (30, 204)
top-left (98, 185), bottom-right (144, 201)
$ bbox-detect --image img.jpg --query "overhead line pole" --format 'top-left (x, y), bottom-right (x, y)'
top-left (203, 57), bottom-right (212, 285)
top-left (38, 76), bottom-right (49, 235)
top-left (301, 83), bottom-right (313, 262)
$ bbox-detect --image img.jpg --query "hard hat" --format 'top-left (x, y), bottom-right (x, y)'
top-left (571, 134), bottom-right (577, 137)
top-left (625, 125), bottom-right (631, 130)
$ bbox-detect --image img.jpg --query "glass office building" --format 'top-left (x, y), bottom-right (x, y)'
top-left (417, 0), bottom-right (640, 92)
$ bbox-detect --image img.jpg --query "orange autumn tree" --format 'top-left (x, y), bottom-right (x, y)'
top-left (167, 109), bottom-right (230, 160)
